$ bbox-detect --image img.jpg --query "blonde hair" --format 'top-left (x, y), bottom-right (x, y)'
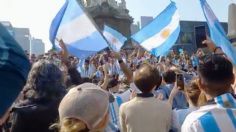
top-left (185, 79), bottom-right (207, 107)
top-left (50, 118), bottom-right (88, 132)
top-left (60, 118), bottom-right (88, 132)
top-left (198, 91), bottom-right (207, 106)
top-left (51, 113), bottom-right (109, 132)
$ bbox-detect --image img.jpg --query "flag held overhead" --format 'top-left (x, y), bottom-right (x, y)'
top-left (200, 0), bottom-right (236, 64)
top-left (49, 0), bottom-right (108, 59)
top-left (131, 1), bottom-right (180, 57)
top-left (103, 25), bottom-right (127, 52)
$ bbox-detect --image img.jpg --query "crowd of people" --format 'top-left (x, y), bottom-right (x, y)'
top-left (1, 27), bottom-right (236, 132)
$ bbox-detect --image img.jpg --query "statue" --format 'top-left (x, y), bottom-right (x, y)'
top-left (82, 0), bottom-right (100, 7)
top-left (120, 0), bottom-right (126, 9)
top-left (79, 0), bottom-right (133, 49)
top-left (81, 0), bottom-right (127, 9)
top-left (108, 0), bottom-right (118, 8)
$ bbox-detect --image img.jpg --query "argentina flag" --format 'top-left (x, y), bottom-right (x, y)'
top-left (49, 0), bottom-right (108, 59)
top-left (200, 0), bottom-right (236, 64)
top-left (131, 1), bottom-right (180, 57)
top-left (103, 25), bottom-right (127, 52)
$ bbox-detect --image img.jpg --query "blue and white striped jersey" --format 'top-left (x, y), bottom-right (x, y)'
top-left (106, 95), bottom-right (123, 132)
top-left (182, 93), bottom-right (236, 132)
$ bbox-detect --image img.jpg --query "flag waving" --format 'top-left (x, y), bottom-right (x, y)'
top-left (103, 25), bottom-right (127, 52)
top-left (131, 1), bottom-right (180, 57)
top-left (200, 0), bottom-right (236, 64)
top-left (49, 0), bottom-right (108, 59)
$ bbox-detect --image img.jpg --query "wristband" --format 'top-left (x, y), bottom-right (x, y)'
top-left (118, 59), bottom-right (123, 64)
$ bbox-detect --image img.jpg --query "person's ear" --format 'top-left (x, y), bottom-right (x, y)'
top-left (230, 74), bottom-right (235, 85)
top-left (198, 78), bottom-right (206, 92)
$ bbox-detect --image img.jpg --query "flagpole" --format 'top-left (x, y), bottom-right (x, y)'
top-left (76, 0), bottom-right (114, 51)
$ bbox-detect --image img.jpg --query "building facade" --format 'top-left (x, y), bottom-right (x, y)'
top-left (78, 0), bottom-right (133, 48)
top-left (130, 22), bottom-right (140, 34)
top-left (173, 21), bottom-right (228, 53)
top-left (13, 27), bottom-right (31, 52)
top-left (1, 21), bottom-right (45, 55)
top-left (31, 38), bottom-right (45, 56)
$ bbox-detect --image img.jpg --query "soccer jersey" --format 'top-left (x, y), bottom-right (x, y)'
top-left (106, 95), bottom-right (123, 132)
top-left (182, 93), bottom-right (236, 132)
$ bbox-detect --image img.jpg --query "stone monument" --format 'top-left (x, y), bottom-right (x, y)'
top-left (78, 0), bottom-right (134, 49)
top-left (228, 3), bottom-right (236, 46)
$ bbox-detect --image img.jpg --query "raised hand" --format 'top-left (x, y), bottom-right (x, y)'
top-left (202, 36), bottom-right (216, 52)
top-left (57, 39), bottom-right (69, 65)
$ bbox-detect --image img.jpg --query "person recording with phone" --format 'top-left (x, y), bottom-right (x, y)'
top-left (168, 78), bottom-right (207, 132)
top-left (156, 70), bottom-right (188, 110)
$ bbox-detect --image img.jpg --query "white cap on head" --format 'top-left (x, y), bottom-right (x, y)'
top-left (58, 83), bottom-right (109, 130)
top-left (228, 3), bottom-right (236, 45)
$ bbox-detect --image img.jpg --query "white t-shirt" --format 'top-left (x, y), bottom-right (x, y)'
top-left (115, 83), bottom-right (141, 103)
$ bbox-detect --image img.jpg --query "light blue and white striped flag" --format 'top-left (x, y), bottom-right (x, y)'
top-left (131, 1), bottom-right (180, 57)
top-left (200, 0), bottom-right (236, 64)
top-left (49, 0), bottom-right (108, 59)
top-left (103, 25), bottom-right (127, 52)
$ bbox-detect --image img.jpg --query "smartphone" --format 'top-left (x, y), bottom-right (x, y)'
top-left (176, 74), bottom-right (185, 90)
top-left (195, 25), bottom-right (208, 48)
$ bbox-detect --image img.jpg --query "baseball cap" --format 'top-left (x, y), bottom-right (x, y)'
top-left (58, 83), bottom-right (109, 130)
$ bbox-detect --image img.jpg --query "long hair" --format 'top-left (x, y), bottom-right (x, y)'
top-left (185, 78), bottom-right (207, 107)
top-left (23, 60), bottom-right (66, 100)
top-left (51, 114), bottom-right (109, 132)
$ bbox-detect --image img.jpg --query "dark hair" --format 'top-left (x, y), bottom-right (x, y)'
top-left (198, 55), bottom-right (234, 95)
top-left (66, 67), bottom-right (83, 88)
top-left (107, 78), bottom-right (119, 89)
top-left (82, 77), bottom-right (92, 83)
top-left (162, 70), bottom-right (176, 84)
top-left (85, 59), bottom-right (90, 64)
top-left (134, 64), bottom-right (161, 93)
top-left (23, 60), bottom-right (66, 100)
top-left (68, 67), bottom-right (82, 84)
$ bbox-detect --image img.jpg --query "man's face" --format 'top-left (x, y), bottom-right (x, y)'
top-left (233, 67), bottom-right (236, 86)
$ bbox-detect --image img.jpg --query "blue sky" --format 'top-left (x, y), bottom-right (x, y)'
top-left (127, 0), bottom-right (235, 22)
top-left (0, 0), bottom-right (235, 51)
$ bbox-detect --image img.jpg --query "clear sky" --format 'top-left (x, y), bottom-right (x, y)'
top-left (0, 0), bottom-right (235, 51)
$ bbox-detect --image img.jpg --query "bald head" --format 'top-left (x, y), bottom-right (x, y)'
top-left (134, 64), bottom-right (161, 93)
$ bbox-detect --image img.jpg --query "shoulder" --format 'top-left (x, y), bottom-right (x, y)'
top-left (120, 98), bottom-right (136, 110)
top-left (175, 108), bottom-right (193, 118)
top-left (119, 101), bottom-right (129, 116)
top-left (181, 117), bottom-right (203, 132)
top-left (13, 99), bottom-right (60, 114)
top-left (12, 104), bottom-right (37, 113)
top-left (182, 108), bottom-right (210, 132)
top-left (120, 99), bottom-right (133, 108)
top-left (12, 100), bottom-right (36, 111)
